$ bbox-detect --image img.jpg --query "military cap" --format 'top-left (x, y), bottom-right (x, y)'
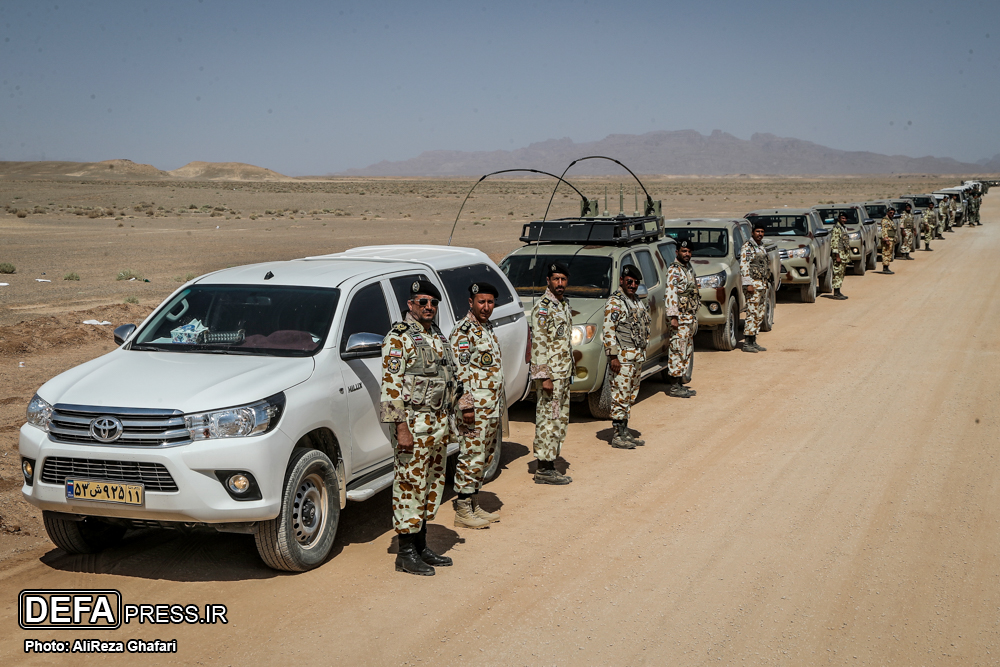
top-left (751, 218), bottom-right (768, 230)
top-left (678, 239), bottom-right (691, 249)
top-left (468, 281), bottom-right (499, 298)
top-left (620, 265), bottom-right (643, 281)
top-left (410, 279), bottom-right (442, 300)
top-left (546, 261), bottom-right (570, 278)
top-left (886, 206), bottom-right (896, 212)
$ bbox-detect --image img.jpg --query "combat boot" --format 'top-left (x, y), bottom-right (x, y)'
top-left (666, 376), bottom-right (691, 398)
top-left (534, 460), bottom-right (572, 485)
top-left (471, 495), bottom-right (500, 523)
top-left (395, 533), bottom-right (435, 576)
top-left (611, 422), bottom-right (636, 449)
top-left (624, 421), bottom-right (645, 446)
top-left (453, 497), bottom-right (490, 530)
top-left (681, 384), bottom-right (696, 396)
top-left (742, 336), bottom-right (759, 353)
top-left (833, 288), bottom-right (848, 300)
top-left (415, 524), bottom-right (454, 566)
top-left (881, 267), bottom-right (894, 274)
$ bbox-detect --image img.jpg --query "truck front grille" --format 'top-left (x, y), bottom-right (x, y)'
top-left (48, 404), bottom-right (191, 447)
top-left (41, 456), bottom-right (179, 492)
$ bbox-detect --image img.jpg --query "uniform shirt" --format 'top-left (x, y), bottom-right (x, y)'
top-left (739, 237), bottom-right (769, 287)
top-left (665, 260), bottom-right (700, 318)
top-left (529, 288), bottom-right (574, 381)
top-left (449, 312), bottom-right (504, 418)
top-left (899, 211), bottom-right (914, 230)
top-left (601, 289), bottom-right (650, 356)
top-left (880, 216), bottom-right (896, 240)
top-left (830, 221), bottom-right (851, 260)
top-left (924, 208), bottom-right (938, 229)
top-left (379, 312), bottom-right (452, 423)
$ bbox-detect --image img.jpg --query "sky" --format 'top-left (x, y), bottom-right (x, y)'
top-left (1, 0), bottom-right (997, 175)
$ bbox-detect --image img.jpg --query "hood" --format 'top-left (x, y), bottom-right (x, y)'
top-left (768, 236), bottom-right (812, 250)
top-left (37, 349), bottom-right (315, 413)
top-left (689, 259), bottom-right (729, 277)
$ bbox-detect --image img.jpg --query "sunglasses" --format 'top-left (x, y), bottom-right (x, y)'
top-left (414, 298), bottom-right (439, 307)
top-left (622, 278), bottom-right (639, 285)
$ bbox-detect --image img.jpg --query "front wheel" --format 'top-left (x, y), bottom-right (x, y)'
top-left (800, 269), bottom-right (817, 303)
top-left (587, 371), bottom-right (613, 419)
top-left (819, 265), bottom-right (833, 294)
top-left (43, 512), bottom-right (126, 554)
top-left (482, 427), bottom-right (503, 482)
top-left (760, 284), bottom-right (776, 332)
top-left (866, 244), bottom-right (877, 270)
top-left (711, 295), bottom-right (738, 351)
top-left (255, 448), bottom-right (340, 572)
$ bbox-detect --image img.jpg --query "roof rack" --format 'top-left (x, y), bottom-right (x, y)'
top-left (519, 214), bottom-right (664, 246)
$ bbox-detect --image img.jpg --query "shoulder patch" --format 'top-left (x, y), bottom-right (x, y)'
top-left (391, 322), bottom-right (409, 334)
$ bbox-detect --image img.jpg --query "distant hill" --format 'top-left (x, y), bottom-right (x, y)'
top-left (341, 130), bottom-right (998, 177)
top-left (168, 161), bottom-right (293, 181)
top-left (0, 159), bottom-right (293, 181)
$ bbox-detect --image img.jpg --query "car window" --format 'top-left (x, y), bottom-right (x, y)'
top-left (389, 273), bottom-right (432, 316)
top-left (745, 214), bottom-right (809, 236)
top-left (657, 242), bottom-right (676, 266)
top-left (340, 282), bottom-right (392, 352)
top-left (437, 263), bottom-right (514, 321)
top-left (663, 227), bottom-right (729, 257)
top-left (500, 254), bottom-right (614, 299)
top-left (731, 226), bottom-right (745, 255)
top-left (634, 249), bottom-right (659, 287)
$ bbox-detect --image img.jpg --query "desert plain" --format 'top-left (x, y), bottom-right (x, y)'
top-left (1, 167), bottom-right (998, 665)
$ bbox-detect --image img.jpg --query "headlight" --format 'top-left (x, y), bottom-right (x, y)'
top-left (26, 394), bottom-right (53, 432)
top-left (184, 393), bottom-right (285, 441)
top-left (696, 270), bottom-right (726, 289)
top-left (785, 247), bottom-right (810, 259)
top-left (848, 231), bottom-right (861, 240)
top-left (571, 324), bottom-right (597, 346)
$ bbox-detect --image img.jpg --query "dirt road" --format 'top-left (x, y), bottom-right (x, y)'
top-left (2, 195), bottom-right (998, 665)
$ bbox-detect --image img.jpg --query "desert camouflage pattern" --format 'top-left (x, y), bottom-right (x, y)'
top-left (665, 260), bottom-right (699, 377)
top-left (602, 290), bottom-right (650, 421)
top-left (609, 347), bottom-right (643, 421)
top-left (880, 216), bottom-right (895, 266)
top-left (944, 201), bottom-right (956, 230)
top-left (830, 221), bottom-right (851, 289)
top-left (533, 378), bottom-right (570, 461)
top-left (923, 208), bottom-right (937, 246)
top-left (899, 211), bottom-right (915, 254)
top-left (971, 195), bottom-right (981, 224)
top-left (739, 239), bottom-right (768, 336)
top-left (379, 313), bottom-right (456, 534)
top-left (529, 289), bottom-right (574, 380)
top-left (450, 312), bottom-right (504, 494)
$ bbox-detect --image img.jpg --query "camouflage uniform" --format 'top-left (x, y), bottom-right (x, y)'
top-left (880, 216), bottom-right (896, 268)
top-left (664, 259), bottom-right (700, 376)
top-left (923, 207), bottom-right (937, 247)
top-left (602, 289), bottom-right (650, 421)
top-left (530, 288), bottom-right (574, 462)
top-left (943, 200), bottom-right (955, 231)
top-left (972, 194), bottom-right (982, 225)
top-left (379, 313), bottom-right (458, 535)
top-left (739, 237), bottom-right (769, 336)
top-left (450, 312), bottom-right (504, 495)
top-left (830, 220), bottom-right (851, 288)
top-left (898, 210), bottom-right (915, 254)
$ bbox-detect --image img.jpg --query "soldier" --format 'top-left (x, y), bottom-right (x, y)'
top-left (972, 191), bottom-right (983, 226)
top-left (739, 220), bottom-right (770, 350)
top-left (380, 280), bottom-right (460, 576)
top-left (945, 195), bottom-right (957, 232)
top-left (450, 282), bottom-right (504, 529)
top-left (530, 261), bottom-right (574, 485)
top-left (898, 202), bottom-right (915, 260)
top-left (601, 264), bottom-right (651, 449)
top-left (935, 197), bottom-right (947, 239)
top-left (664, 240), bottom-right (700, 398)
top-left (880, 206), bottom-right (897, 275)
top-left (922, 199), bottom-right (936, 251)
top-left (829, 211), bottom-right (851, 299)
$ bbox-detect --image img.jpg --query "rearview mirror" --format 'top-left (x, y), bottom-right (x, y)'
top-left (341, 332), bottom-right (384, 360)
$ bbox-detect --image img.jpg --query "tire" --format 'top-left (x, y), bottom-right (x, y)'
top-left (587, 367), bottom-right (613, 419)
top-left (760, 284), bottom-right (775, 332)
top-left (43, 512), bottom-right (126, 554)
top-left (853, 249), bottom-right (866, 276)
top-left (819, 264), bottom-right (833, 294)
top-left (482, 428), bottom-right (503, 482)
top-left (800, 270), bottom-right (817, 303)
top-left (682, 352), bottom-right (693, 385)
top-left (866, 244), bottom-right (877, 270)
top-left (255, 448), bottom-right (340, 572)
top-left (711, 295), bottom-right (738, 351)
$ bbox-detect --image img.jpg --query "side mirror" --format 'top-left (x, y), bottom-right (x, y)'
top-left (114, 324), bottom-right (136, 346)
top-left (636, 284), bottom-right (649, 299)
top-left (815, 228), bottom-right (830, 237)
top-left (341, 332), bottom-right (384, 359)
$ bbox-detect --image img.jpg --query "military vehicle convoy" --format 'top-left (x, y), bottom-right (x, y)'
top-left (812, 203), bottom-right (879, 275)
top-left (744, 208), bottom-right (832, 303)
top-left (662, 218), bottom-right (781, 351)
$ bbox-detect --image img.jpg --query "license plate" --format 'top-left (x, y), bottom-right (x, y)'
top-left (66, 479), bottom-right (144, 506)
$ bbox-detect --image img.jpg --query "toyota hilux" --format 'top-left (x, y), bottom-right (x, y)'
top-left (744, 209), bottom-right (831, 303)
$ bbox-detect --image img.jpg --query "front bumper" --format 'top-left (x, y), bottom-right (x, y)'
top-left (779, 258), bottom-right (812, 284)
top-left (19, 423), bottom-right (293, 523)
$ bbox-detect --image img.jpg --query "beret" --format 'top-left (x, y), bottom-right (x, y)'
top-left (469, 281), bottom-right (499, 298)
top-left (410, 280), bottom-right (442, 301)
top-left (620, 265), bottom-right (643, 281)
top-left (678, 239), bottom-right (691, 249)
top-left (751, 218), bottom-right (767, 229)
top-left (546, 261), bottom-right (570, 278)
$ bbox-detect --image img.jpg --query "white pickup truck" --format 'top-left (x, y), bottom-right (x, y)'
top-left (19, 245), bottom-right (529, 571)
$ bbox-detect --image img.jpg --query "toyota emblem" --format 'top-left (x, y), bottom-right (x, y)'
top-left (90, 416), bottom-right (124, 443)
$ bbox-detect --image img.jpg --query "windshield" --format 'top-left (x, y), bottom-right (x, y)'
top-left (815, 208), bottom-right (860, 225)
top-left (132, 285), bottom-right (340, 356)
top-left (663, 228), bottom-right (729, 257)
top-left (865, 204), bottom-right (888, 218)
top-left (745, 215), bottom-right (808, 237)
top-left (905, 196), bottom-right (934, 208)
top-left (500, 254), bottom-right (612, 299)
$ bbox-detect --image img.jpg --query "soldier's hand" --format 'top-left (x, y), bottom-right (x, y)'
top-left (746, 285), bottom-right (755, 295)
top-left (541, 378), bottom-right (554, 394)
top-left (670, 317), bottom-right (679, 328)
top-left (835, 257), bottom-right (841, 264)
top-left (395, 422), bottom-right (414, 451)
top-left (609, 356), bottom-right (621, 374)
top-left (462, 408), bottom-right (475, 425)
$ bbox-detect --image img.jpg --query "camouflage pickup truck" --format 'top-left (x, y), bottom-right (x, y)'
top-left (745, 208), bottom-right (832, 303)
top-left (662, 218), bottom-right (781, 351)
top-left (812, 203), bottom-right (879, 274)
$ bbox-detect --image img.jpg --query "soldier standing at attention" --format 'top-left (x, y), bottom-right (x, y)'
top-left (664, 240), bottom-right (700, 398)
top-left (974, 191), bottom-right (983, 226)
top-left (829, 211), bottom-right (851, 299)
top-left (530, 262), bottom-right (574, 485)
top-left (944, 195), bottom-right (957, 232)
top-left (898, 202), bottom-right (915, 260)
top-left (935, 197), bottom-right (947, 239)
top-left (450, 282), bottom-right (504, 529)
top-left (922, 200), bottom-right (936, 251)
top-left (380, 280), bottom-right (459, 576)
top-left (740, 221), bottom-right (770, 350)
top-left (880, 206), bottom-right (897, 275)
top-left (602, 264), bottom-right (650, 449)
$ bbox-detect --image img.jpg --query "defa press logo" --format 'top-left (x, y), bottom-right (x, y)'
top-left (19, 590), bottom-right (122, 630)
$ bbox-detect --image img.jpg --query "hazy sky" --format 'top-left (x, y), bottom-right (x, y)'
top-left (1, 0), bottom-right (997, 175)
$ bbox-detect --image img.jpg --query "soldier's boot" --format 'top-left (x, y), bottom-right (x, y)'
top-left (750, 335), bottom-right (767, 351)
top-left (833, 288), bottom-right (848, 300)
top-left (534, 460), bottom-right (573, 485)
top-left (905, 252), bottom-right (914, 260)
top-left (681, 384), bottom-right (697, 396)
top-left (610, 421), bottom-right (636, 449)
top-left (415, 524), bottom-right (454, 566)
top-left (665, 376), bottom-right (690, 398)
top-left (742, 335), bottom-right (759, 353)
top-left (453, 497), bottom-right (490, 530)
top-left (395, 533), bottom-right (435, 576)
top-left (881, 266), bottom-right (894, 274)
top-left (471, 495), bottom-right (500, 523)
top-left (624, 420), bottom-right (645, 446)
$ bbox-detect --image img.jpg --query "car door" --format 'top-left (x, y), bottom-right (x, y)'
top-left (338, 280), bottom-right (394, 474)
top-left (731, 224), bottom-right (748, 311)
top-left (633, 247), bottom-right (667, 363)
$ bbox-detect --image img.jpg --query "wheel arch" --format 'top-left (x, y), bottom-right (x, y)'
top-left (294, 428), bottom-right (346, 509)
